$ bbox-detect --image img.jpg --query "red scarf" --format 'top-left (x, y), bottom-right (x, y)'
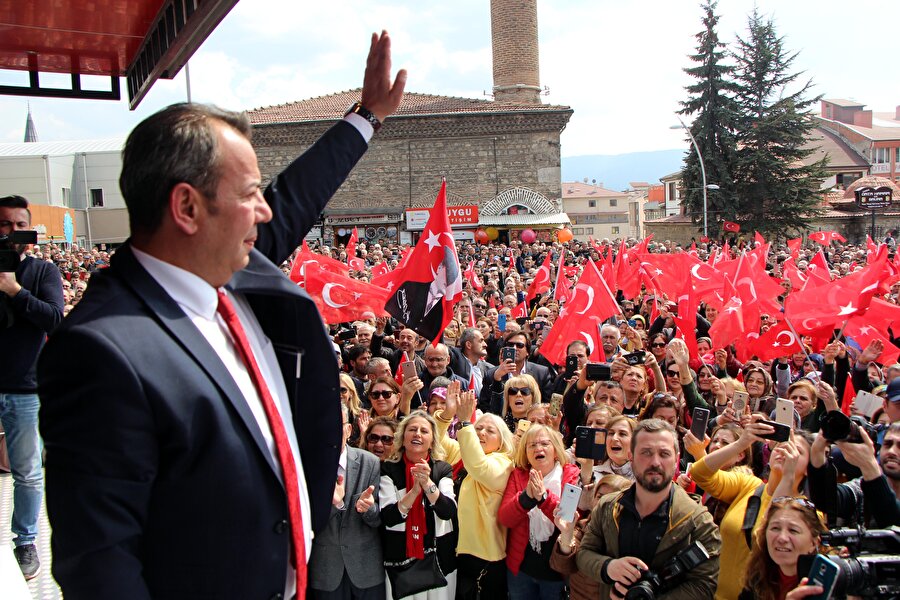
top-left (403, 454), bottom-right (428, 559)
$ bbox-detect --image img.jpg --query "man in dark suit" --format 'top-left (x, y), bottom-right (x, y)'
top-left (37, 31), bottom-right (405, 600)
top-left (309, 403), bottom-right (384, 600)
top-left (479, 330), bottom-right (555, 414)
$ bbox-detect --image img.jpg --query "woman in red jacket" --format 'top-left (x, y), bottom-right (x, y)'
top-left (498, 424), bottom-right (580, 600)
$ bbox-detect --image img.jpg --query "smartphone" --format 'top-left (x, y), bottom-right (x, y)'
top-left (624, 351), bottom-right (645, 366)
top-left (758, 419), bottom-right (791, 443)
top-left (627, 319), bottom-right (636, 327)
top-left (401, 360), bottom-right (417, 381)
top-left (749, 396), bottom-right (761, 413)
top-left (549, 393), bottom-right (563, 417)
top-left (685, 462), bottom-right (693, 476)
top-left (515, 317), bottom-right (528, 326)
top-left (498, 314), bottom-right (507, 332)
top-left (533, 322), bottom-right (544, 332)
top-left (775, 398), bottom-right (794, 427)
top-left (338, 329), bottom-right (356, 341)
top-left (854, 390), bottom-right (882, 418)
top-left (516, 419), bottom-right (532, 436)
top-left (565, 355), bottom-right (579, 379)
top-left (584, 362), bottom-right (611, 381)
top-left (574, 426), bottom-right (607, 461)
top-left (732, 391), bottom-right (749, 414)
top-left (805, 554), bottom-right (839, 600)
top-left (690, 407), bottom-right (711, 440)
top-left (557, 483), bottom-right (583, 523)
top-left (501, 346), bottom-right (516, 363)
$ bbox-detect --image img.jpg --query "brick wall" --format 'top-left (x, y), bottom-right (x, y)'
top-left (490, 0), bottom-right (541, 104)
top-left (252, 110), bottom-right (572, 212)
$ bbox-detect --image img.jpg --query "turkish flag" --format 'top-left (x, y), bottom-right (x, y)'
top-left (394, 351), bottom-right (409, 386)
top-left (844, 317), bottom-right (900, 365)
top-left (507, 248), bottom-right (516, 275)
top-left (371, 260), bottom-right (390, 279)
top-left (636, 253), bottom-right (691, 296)
top-left (747, 321), bottom-right (804, 361)
top-left (289, 241), bottom-right (349, 287)
top-left (384, 181), bottom-right (463, 344)
top-left (512, 301), bottom-right (528, 319)
top-left (304, 263), bottom-right (390, 324)
top-left (539, 261), bottom-right (616, 365)
top-left (865, 297), bottom-right (900, 333)
top-left (709, 296), bottom-right (760, 359)
top-left (346, 227), bottom-right (366, 270)
top-left (526, 251), bottom-right (553, 302)
top-left (553, 250), bottom-right (572, 303)
top-left (687, 255), bottom-right (725, 296)
top-left (672, 281), bottom-right (699, 358)
top-left (808, 230), bottom-right (846, 245)
top-left (615, 240), bottom-right (642, 300)
top-left (841, 373), bottom-right (855, 416)
top-left (781, 257), bottom-right (808, 290)
top-left (723, 221), bottom-right (740, 233)
top-left (803, 251), bottom-right (832, 287)
top-left (786, 237), bottom-right (802, 258)
top-left (464, 260), bottom-right (484, 292)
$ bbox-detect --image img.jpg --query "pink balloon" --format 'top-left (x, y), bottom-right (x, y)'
top-left (520, 228), bottom-right (536, 243)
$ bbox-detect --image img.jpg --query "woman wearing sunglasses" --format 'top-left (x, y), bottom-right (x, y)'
top-left (739, 497), bottom-right (828, 600)
top-left (366, 376), bottom-right (407, 421)
top-left (500, 375), bottom-right (541, 433)
top-left (498, 425), bottom-right (580, 600)
top-left (363, 416), bottom-right (399, 461)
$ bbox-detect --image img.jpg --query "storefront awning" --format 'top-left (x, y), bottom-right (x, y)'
top-left (479, 213), bottom-right (571, 227)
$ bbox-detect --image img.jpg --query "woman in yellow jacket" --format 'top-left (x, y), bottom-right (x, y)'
top-left (686, 416), bottom-right (817, 600)
top-left (434, 380), bottom-right (515, 600)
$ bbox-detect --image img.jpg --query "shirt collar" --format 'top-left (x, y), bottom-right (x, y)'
top-left (131, 246), bottom-right (219, 320)
top-left (339, 446), bottom-right (348, 473)
top-left (618, 482), bottom-right (673, 520)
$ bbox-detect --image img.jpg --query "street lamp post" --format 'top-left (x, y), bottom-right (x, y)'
top-left (671, 117), bottom-right (718, 238)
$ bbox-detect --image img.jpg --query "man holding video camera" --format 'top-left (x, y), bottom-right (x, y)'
top-left (0, 194), bottom-right (64, 580)
top-left (577, 419), bottom-right (721, 599)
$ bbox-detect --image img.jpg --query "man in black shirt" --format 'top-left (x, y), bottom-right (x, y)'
top-left (0, 195), bottom-right (64, 579)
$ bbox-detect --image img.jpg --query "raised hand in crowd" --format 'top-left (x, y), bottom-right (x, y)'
top-left (355, 485), bottom-right (376, 514)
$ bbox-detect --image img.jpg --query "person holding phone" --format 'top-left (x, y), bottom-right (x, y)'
top-left (499, 375), bottom-right (541, 433)
top-left (480, 331), bottom-right (553, 415)
top-left (738, 497), bottom-right (828, 600)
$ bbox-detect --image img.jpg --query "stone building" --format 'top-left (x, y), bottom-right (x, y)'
top-left (247, 0), bottom-right (573, 247)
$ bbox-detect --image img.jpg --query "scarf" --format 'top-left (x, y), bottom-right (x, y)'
top-left (403, 454), bottom-right (428, 559)
top-left (528, 463), bottom-right (562, 552)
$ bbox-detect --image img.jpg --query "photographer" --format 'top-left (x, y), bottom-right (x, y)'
top-left (576, 419), bottom-right (721, 599)
top-left (0, 195), bottom-right (64, 579)
top-left (808, 421), bottom-right (900, 527)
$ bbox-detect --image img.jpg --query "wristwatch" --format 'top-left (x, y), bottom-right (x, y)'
top-left (345, 101), bottom-right (382, 132)
top-left (426, 483), bottom-right (438, 495)
top-left (460, 421), bottom-right (473, 428)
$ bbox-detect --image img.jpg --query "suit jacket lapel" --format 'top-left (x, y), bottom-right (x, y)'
top-left (112, 244), bottom-right (282, 480)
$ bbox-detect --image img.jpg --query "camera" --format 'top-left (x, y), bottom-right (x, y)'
top-left (820, 410), bottom-right (880, 445)
top-left (624, 541), bottom-right (711, 600)
top-left (0, 230), bottom-right (37, 272)
top-left (584, 362), bottom-right (611, 381)
top-left (624, 351), bottom-right (645, 366)
top-left (798, 526), bottom-right (900, 598)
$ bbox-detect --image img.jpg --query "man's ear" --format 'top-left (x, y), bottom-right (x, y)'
top-left (168, 182), bottom-right (204, 235)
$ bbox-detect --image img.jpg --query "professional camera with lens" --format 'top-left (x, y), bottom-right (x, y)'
top-left (0, 230), bottom-right (37, 272)
top-left (624, 541), bottom-right (711, 600)
top-left (820, 409), bottom-right (880, 445)
top-left (798, 526), bottom-right (900, 598)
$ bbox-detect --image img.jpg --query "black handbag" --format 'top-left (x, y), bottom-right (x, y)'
top-left (386, 549), bottom-right (447, 600)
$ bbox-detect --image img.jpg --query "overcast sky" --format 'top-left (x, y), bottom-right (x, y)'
top-left (0, 0), bottom-right (896, 156)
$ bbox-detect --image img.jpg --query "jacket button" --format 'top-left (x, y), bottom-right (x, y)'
top-left (274, 519), bottom-right (288, 534)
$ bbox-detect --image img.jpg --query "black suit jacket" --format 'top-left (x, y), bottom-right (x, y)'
top-left (37, 121), bottom-right (367, 600)
top-left (479, 360), bottom-right (554, 414)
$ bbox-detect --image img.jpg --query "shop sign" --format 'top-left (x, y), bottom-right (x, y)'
top-left (855, 186), bottom-right (893, 210)
top-left (325, 213), bottom-right (402, 225)
top-left (405, 204), bottom-right (479, 230)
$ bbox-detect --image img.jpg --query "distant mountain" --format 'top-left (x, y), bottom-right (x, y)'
top-left (561, 149), bottom-right (686, 192)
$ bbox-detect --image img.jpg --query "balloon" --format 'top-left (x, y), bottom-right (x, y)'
top-left (474, 228), bottom-right (489, 244)
top-left (557, 228), bottom-right (573, 243)
top-left (520, 228), bottom-right (536, 243)
top-left (485, 227), bottom-right (499, 241)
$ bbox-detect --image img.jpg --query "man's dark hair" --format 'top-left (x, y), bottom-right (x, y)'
top-left (459, 327), bottom-right (479, 352)
top-left (631, 418), bottom-right (679, 455)
top-left (0, 195), bottom-right (31, 221)
top-left (503, 329), bottom-right (531, 350)
top-left (347, 344), bottom-right (370, 363)
top-left (119, 103), bottom-right (252, 236)
top-left (566, 340), bottom-right (589, 355)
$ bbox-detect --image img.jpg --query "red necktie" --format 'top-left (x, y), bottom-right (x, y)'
top-left (216, 290), bottom-right (306, 597)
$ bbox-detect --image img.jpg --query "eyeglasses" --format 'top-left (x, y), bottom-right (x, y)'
top-left (623, 307), bottom-right (635, 313)
top-left (771, 496), bottom-right (816, 510)
top-left (474, 304), bottom-right (487, 309)
top-left (368, 390), bottom-right (395, 400)
top-left (508, 387), bottom-right (533, 396)
top-left (652, 342), bottom-right (667, 348)
top-left (367, 433), bottom-right (394, 445)
top-left (505, 342), bottom-right (527, 349)
top-left (339, 387), bottom-right (350, 394)
top-left (666, 370), bottom-right (680, 377)
top-left (527, 440), bottom-right (553, 450)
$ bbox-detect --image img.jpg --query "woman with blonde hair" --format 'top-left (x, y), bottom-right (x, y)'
top-left (379, 411), bottom-right (458, 600)
top-left (340, 372), bottom-right (364, 446)
top-left (498, 425), bottom-right (580, 600)
top-left (500, 374), bottom-right (541, 432)
top-left (434, 381), bottom-right (515, 600)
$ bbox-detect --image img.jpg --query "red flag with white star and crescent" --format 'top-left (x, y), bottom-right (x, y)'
top-left (303, 263), bottom-right (391, 323)
top-left (289, 241), bottom-right (349, 287)
top-left (383, 180), bottom-right (463, 344)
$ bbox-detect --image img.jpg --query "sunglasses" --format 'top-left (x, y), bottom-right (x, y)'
top-left (339, 387), bottom-right (350, 394)
top-left (652, 342), bottom-right (667, 348)
top-left (771, 496), bottom-right (816, 510)
top-left (474, 304), bottom-right (487, 309)
top-left (368, 390), bottom-right (395, 400)
top-left (367, 433), bottom-right (394, 445)
top-left (666, 370), bottom-right (680, 377)
top-left (508, 387), bottom-right (533, 396)
top-left (505, 342), bottom-right (527, 349)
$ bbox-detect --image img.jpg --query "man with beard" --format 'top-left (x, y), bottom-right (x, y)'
top-left (576, 420), bottom-right (720, 600)
top-left (0, 195), bottom-right (64, 579)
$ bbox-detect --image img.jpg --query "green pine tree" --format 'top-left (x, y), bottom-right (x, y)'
top-left (678, 0), bottom-right (741, 237)
top-left (730, 9), bottom-right (828, 237)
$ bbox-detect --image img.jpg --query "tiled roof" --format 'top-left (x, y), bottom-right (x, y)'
top-left (802, 127), bottom-right (869, 169)
top-left (823, 99), bottom-right (866, 109)
top-left (843, 175), bottom-right (900, 198)
top-left (561, 181), bottom-right (624, 197)
top-left (247, 89), bottom-right (571, 125)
